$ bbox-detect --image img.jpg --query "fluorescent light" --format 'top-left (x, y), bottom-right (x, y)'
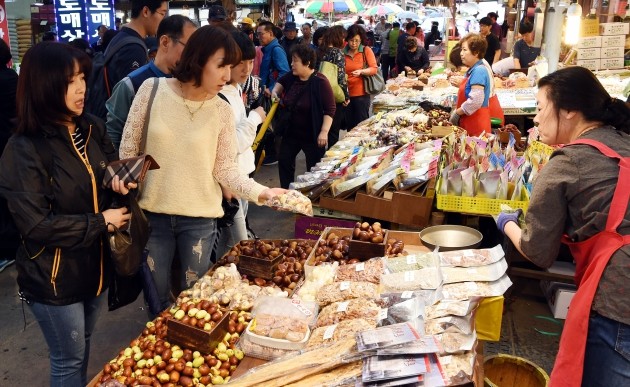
top-left (565, 0), bottom-right (582, 45)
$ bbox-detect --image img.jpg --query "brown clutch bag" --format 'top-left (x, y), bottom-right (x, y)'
top-left (102, 155), bottom-right (160, 188)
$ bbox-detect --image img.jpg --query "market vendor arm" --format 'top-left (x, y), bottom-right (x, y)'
top-left (459, 86), bottom-right (485, 116)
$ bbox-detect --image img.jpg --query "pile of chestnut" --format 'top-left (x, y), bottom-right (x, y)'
top-left (312, 232), bottom-right (362, 266)
top-left (352, 222), bottom-right (385, 244)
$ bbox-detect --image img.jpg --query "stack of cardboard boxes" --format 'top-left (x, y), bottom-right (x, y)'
top-left (576, 22), bottom-right (628, 70)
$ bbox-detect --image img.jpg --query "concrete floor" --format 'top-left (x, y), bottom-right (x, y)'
top-left (0, 155), bottom-right (562, 385)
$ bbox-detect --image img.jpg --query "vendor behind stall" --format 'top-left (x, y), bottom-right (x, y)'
top-left (397, 36), bottom-right (430, 74)
top-left (449, 33), bottom-right (502, 135)
top-left (497, 67), bottom-right (630, 387)
top-left (513, 22), bottom-right (540, 70)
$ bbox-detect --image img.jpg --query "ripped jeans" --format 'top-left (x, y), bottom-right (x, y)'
top-left (144, 212), bottom-right (218, 311)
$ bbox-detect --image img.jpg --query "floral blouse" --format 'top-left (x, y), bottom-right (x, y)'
top-left (322, 47), bottom-right (350, 101)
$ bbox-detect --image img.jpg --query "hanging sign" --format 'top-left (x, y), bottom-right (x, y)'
top-left (0, 0), bottom-right (9, 48)
top-left (55, 0), bottom-right (89, 41)
top-left (85, 0), bottom-right (114, 42)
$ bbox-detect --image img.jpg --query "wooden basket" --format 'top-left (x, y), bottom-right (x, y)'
top-left (166, 313), bottom-right (230, 354)
top-left (484, 354), bottom-right (549, 387)
top-left (348, 230), bottom-right (388, 260)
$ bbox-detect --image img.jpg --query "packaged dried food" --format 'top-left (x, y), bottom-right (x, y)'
top-left (439, 244), bottom-right (504, 267)
top-left (380, 288), bottom-right (443, 308)
top-left (380, 267), bottom-right (442, 291)
top-left (295, 262), bottom-right (338, 303)
top-left (362, 354), bottom-right (429, 382)
top-left (229, 338), bottom-right (357, 387)
top-left (425, 299), bottom-right (479, 320)
top-left (316, 281), bottom-right (379, 307)
top-left (252, 296), bottom-right (319, 327)
top-left (317, 298), bottom-right (381, 327)
top-left (425, 315), bottom-right (473, 335)
top-left (386, 252), bottom-right (438, 273)
top-left (442, 258), bottom-right (508, 284)
top-left (376, 335), bottom-right (442, 355)
top-left (182, 263), bottom-right (242, 300)
top-left (335, 257), bottom-right (385, 284)
top-left (439, 351), bottom-right (475, 385)
top-left (238, 330), bottom-right (300, 360)
top-left (356, 321), bottom-right (422, 352)
top-left (378, 297), bottom-right (424, 328)
top-left (246, 314), bottom-right (310, 349)
top-left (265, 189), bottom-right (313, 216)
top-left (441, 274), bottom-right (512, 300)
top-left (435, 331), bottom-right (477, 354)
top-left (307, 319), bottom-right (376, 348)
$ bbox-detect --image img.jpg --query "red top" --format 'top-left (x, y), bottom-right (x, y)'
top-left (344, 45), bottom-right (378, 97)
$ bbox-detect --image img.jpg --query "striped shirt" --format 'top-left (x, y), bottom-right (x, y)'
top-left (71, 128), bottom-right (87, 158)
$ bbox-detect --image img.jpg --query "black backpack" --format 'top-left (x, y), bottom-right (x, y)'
top-left (86, 35), bottom-right (146, 120)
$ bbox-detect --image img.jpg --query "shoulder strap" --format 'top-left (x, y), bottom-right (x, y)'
top-left (104, 35), bottom-right (147, 65)
top-left (217, 92), bottom-right (230, 105)
top-left (139, 78), bottom-right (159, 155)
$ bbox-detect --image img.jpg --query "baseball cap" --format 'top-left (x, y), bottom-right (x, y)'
top-left (283, 21), bottom-right (298, 31)
top-left (241, 17), bottom-right (254, 25)
top-left (208, 5), bottom-right (227, 21)
top-left (479, 17), bottom-right (493, 26)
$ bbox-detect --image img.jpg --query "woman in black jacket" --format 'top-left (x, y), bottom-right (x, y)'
top-left (0, 42), bottom-right (132, 386)
top-left (397, 36), bottom-right (430, 74)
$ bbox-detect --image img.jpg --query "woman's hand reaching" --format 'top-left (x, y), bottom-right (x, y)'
top-left (258, 188), bottom-right (288, 203)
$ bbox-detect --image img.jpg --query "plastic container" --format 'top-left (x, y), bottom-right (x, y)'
top-left (245, 320), bottom-right (311, 350)
top-left (436, 177), bottom-right (530, 215)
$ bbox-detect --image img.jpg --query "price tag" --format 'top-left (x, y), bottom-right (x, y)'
top-left (340, 281), bottom-right (350, 291)
top-left (355, 262), bottom-right (365, 272)
top-left (401, 291), bottom-right (414, 299)
top-left (323, 324), bottom-right (338, 340)
top-left (406, 255), bottom-right (417, 265)
top-left (378, 308), bottom-right (388, 321)
top-left (404, 271), bottom-right (415, 282)
top-left (337, 301), bottom-right (350, 312)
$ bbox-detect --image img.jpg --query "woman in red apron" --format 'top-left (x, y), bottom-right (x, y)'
top-left (497, 67), bottom-right (630, 386)
top-left (449, 34), bottom-right (495, 136)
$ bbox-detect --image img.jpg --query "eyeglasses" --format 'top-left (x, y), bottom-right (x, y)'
top-left (348, 39), bottom-right (361, 44)
top-left (171, 38), bottom-right (186, 47)
top-left (155, 9), bottom-right (167, 18)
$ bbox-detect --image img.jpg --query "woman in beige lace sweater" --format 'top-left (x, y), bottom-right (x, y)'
top-left (120, 26), bottom-right (284, 311)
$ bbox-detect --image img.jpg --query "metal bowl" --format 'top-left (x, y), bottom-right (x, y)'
top-left (419, 225), bottom-right (483, 251)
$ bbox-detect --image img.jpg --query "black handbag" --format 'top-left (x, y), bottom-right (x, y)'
top-left (108, 193), bottom-right (150, 276)
top-left (217, 198), bottom-right (240, 228)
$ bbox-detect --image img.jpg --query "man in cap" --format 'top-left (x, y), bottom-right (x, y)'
top-left (374, 16), bottom-right (387, 35)
top-left (487, 12), bottom-right (502, 39)
top-left (208, 5), bottom-right (228, 26)
top-left (279, 21), bottom-right (302, 61)
top-left (479, 16), bottom-right (501, 65)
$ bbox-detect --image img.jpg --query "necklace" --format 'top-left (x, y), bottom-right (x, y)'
top-left (179, 81), bottom-right (208, 121)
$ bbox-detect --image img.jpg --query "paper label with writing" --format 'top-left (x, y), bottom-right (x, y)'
top-left (323, 324), bottom-right (338, 340)
top-left (378, 308), bottom-right (388, 320)
top-left (355, 262), bottom-right (365, 272)
top-left (340, 281), bottom-right (350, 291)
top-left (404, 271), bottom-right (415, 282)
top-left (401, 291), bottom-right (414, 299)
top-left (337, 301), bottom-right (350, 312)
top-left (407, 256), bottom-right (417, 265)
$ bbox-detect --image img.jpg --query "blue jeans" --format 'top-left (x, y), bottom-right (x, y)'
top-left (29, 293), bottom-right (105, 387)
top-left (214, 199), bottom-right (249, 259)
top-left (145, 212), bottom-right (217, 311)
top-left (582, 313), bottom-right (630, 386)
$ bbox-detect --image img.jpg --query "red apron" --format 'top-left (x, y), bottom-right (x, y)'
top-left (550, 138), bottom-right (630, 387)
top-left (456, 76), bottom-right (491, 136)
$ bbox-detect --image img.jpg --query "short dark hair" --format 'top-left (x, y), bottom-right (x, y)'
top-left (487, 12), bottom-right (498, 19)
top-left (460, 33), bottom-right (487, 59)
top-left (173, 26), bottom-right (241, 87)
top-left (230, 30), bottom-right (256, 60)
top-left (393, 22), bottom-right (400, 28)
top-left (538, 67), bottom-right (630, 134)
top-left (42, 32), bottom-right (57, 41)
top-left (302, 23), bottom-right (311, 29)
top-left (323, 25), bottom-right (345, 49)
top-left (519, 22), bottom-right (534, 35)
top-left (67, 38), bottom-right (94, 58)
top-left (406, 22), bottom-right (416, 32)
top-left (102, 29), bottom-right (118, 50)
top-left (131, 0), bottom-right (167, 19)
top-left (346, 25), bottom-right (367, 45)
top-left (157, 15), bottom-right (196, 41)
top-left (0, 39), bottom-right (12, 65)
top-left (16, 42), bottom-right (92, 135)
top-left (479, 17), bottom-right (493, 26)
top-left (290, 44), bottom-right (316, 69)
top-left (257, 20), bottom-right (275, 33)
top-left (312, 26), bottom-right (329, 48)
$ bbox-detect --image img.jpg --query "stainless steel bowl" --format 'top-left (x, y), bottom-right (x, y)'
top-left (419, 225), bottom-right (483, 251)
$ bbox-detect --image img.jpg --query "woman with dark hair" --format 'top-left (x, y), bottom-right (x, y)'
top-left (0, 42), bottom-right (132, 385)
top-left (344, 24), bottom-right (378, 129)
top-left (271, 44), bottom-right (336, 188)
top-left (312, 25), bottom-right (328, 51)
top-left (449, 33), bottom-right (496, 135)
top-left (214, 30), bottom-right (267, 257)
top-left (119, 26), bottom-right (285, 310)
top-left (498, 66), bottom-right (630, 386)
top-left (321, 25), bottom-right (349, 147)
top-left (397, 36), bottom-right (430, 74)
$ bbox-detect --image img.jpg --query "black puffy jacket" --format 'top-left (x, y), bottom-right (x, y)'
top-left (0, 114), bottom-right (117, 305)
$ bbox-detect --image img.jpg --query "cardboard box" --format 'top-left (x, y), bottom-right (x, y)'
top-left (600, 57), bottom-right (625, 69)
top-left (576, 36), bottom-right (602, 49)
top-left (600, 46), bottom-right (625, 58)
top-left (576, 58), bottom-right (600, 70)
top-left (599, 22), bottom-right (630, 35)
top-left (601, 34), bottom-right (626, 47)
top-left (576, 47), bottom-right (600, 60)
top-left (541, 281), bottom-right (577, 319)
